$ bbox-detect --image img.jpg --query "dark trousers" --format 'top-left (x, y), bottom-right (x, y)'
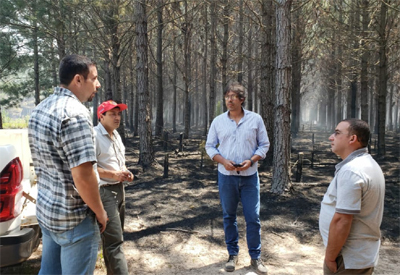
top-left (323, 255), bottom-right (374, 275)
top-left (100, 183), bottom-right (128, 275)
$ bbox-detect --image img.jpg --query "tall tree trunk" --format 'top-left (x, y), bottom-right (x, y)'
top-left (105, 60), bottom-right (113, 100)
top-left (202, 3), bottom-right (208, 136)
top-left (55, 0), bottom-right (66, 59)
top-left (260, 0), bottom-right (274, 167)
top-left (247, 22), bottom-right (253, 111)
top-left (136, 0), bottom-right (154, 167)
top-left (0, 107), bottom-right (3, 129)
top-left (129, 50), bottom-right (135, 132)
top-left (360, 0), bottom-right (369, 122)
top-left (335, 1), bottom-right (344, 125)
top-left (254, 42), bottom-right (260, 113)
top-left (377, 1), bottom-right (387, 157)
top-left (33, 16), bottom-right (40, 106)
top-left (172, 34), bottom-right (177, 133)
top-left (209, 0), bottom-right (217, 125)
top-left (237, 0), bottom-right (244, 83)
top-left (291, 5), bottom-right (301, 136)
top-left (221, 0), bottom-right (229, 113)
top-left (395, 91), bottom-right (399, 132)
top-left (183, 0), bottom-right (191, 139)
top-left (272, 0), bottom-right (292, 194)
top-left (349, 0), bottom-right (360, 118)
top-left (388, 85), bottom-right (393, 130)
top-left (155, 0), bottom-right (164, 137)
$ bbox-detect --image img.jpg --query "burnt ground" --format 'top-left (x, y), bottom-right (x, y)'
top-left (2, 128), bottom-right (399, 275)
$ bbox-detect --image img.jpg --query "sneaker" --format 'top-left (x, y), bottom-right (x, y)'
top-left (251, 258), bottom-right (268, 275)
top-left (225, 255), bottom-right (238, 272)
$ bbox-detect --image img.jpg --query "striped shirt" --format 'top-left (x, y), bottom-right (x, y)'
top-left (205, 108), bottom-right (270, 176)
top-left (28, 87), bottom-right (98, 232)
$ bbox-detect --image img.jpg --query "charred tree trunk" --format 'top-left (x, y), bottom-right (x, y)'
top-left (237, 0), bottom-right (244, 84)
top-left (247, 22), bottom-right (253, 111)
top-left (360, 0), bottom-right (369, 122)
top-left (209, 0), bottom-right (217, 124)
top-left (221, 0), bottom-right (229, 113)
top-left (183, 1), bottom-right (192, 139)
top-left (155, 1), bottom-right (164, 137)
top-left (272, 0), bottom-right (292, 194)
top-left (136, 0), bottom-right (154, 167)
top-left (202, 3), bottom-right (208, 136)
top-left (377, 1), bottom-right (387, 157)
top-left (291, 6), bottom-right (301, 136)
top-left (260, 0), bottom-right (274, 167)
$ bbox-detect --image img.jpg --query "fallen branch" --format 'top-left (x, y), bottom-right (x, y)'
top-left (164, 228), bottom-right (200, 234)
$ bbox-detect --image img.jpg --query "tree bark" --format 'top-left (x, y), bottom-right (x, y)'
top-left (209, 0), bottom-right (217, 125)
top-left (272, 0), bottom-right (292, 194)
top-left (377, 1), bottom-right (387, 157)
top-left (183, 0), bottom-right (191, 139)
top-left (247, 21), bottom-right (253, 111)
top-left (155, 0), bottom-right (164, 137)
top-left (172, 34), bottom-right (177, 133)
top-left (360, 0), bottom-right (369, 122)
top-left (291, 5), bottom-right (301, 135)
top-left (221, 0), bottom-right (229, 113)
top-left (136, 0), bottom-right (154, 167)
top-left (202, 3), bottom-right (208, 136)
top-left (237, 0), bottom-right (244, 84)
top-left (260, 0), bottom-right (274, 167)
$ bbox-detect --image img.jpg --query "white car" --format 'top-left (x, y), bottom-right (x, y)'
top-left (0, 129), bottom-right (40, 267)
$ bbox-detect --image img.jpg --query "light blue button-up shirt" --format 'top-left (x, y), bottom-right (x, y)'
top-left (205, 108), bottom-right (270, 176)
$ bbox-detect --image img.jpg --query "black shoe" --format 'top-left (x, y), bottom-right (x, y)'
top-left (250, 258), bottom-right (268, 275)
top-left (225, 255), bottom-right (238, 272)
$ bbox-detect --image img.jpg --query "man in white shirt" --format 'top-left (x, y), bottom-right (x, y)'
top-left (319, 118), bottom-right (385, 275)
top-left (94, 100), bottom-right (134, 275)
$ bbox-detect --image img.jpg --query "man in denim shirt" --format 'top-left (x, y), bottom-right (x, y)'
top-left (206, 82), bottom-right (270, 274)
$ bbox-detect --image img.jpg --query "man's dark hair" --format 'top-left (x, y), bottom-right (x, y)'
top-left (59, 54), bottom-right (96, 86)
top-left (343, 118), bottom-right (370, 147)
top-left (224, 81), bottom-right (246, 105)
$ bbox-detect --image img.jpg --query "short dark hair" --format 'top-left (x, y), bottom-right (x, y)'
top-left (343, 118), bottom-right (370, 147)
top-left (59, 54), bottom-right (96, 86)
top-left (225, 81), bottom-right (246, 105)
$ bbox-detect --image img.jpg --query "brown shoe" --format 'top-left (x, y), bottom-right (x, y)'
top-left (225, 255), bottom-right (238, 272)
top-left (251, 258), bottom-right (268, 275)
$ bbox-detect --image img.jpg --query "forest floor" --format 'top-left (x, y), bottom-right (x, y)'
top-left (2, 127), bottom-right (399, 275)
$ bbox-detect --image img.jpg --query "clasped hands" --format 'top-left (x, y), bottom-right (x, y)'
top-left (223, 159), bottom-right (252, 172)
top-left (113, 170), bottom-right (134, 182)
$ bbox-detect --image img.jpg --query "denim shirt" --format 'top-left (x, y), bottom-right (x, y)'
top-left (205, 108), bottom-right (270, 176)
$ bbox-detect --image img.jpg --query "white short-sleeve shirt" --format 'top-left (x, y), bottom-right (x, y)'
top-left (319, 148), bottom-right (385, 269)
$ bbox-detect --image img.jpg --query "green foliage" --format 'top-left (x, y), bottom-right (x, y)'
top-left (2, 110), bottom-right (29, 128)
top-left (0, 79), bottom-right (33, 108)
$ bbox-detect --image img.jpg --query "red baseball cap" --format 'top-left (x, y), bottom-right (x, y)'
top-left (97, 100), bottom-right (128, 118)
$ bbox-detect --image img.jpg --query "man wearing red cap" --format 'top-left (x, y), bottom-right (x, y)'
top-left (94, 100), bottom-right (134, 274)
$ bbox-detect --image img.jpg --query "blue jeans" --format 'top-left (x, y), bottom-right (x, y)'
top-left (39, 214), bottom-right (100, 275)
top-left (218, 172), bottom-right (261, 259)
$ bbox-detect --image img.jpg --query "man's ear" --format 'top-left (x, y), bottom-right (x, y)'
top-left (349, 134), bottom-right (359, 145)
top-left (73, 74), bottom-right (82, 86)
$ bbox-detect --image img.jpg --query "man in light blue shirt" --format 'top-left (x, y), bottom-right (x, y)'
top-left (206, 82), bottom-right (270, 274)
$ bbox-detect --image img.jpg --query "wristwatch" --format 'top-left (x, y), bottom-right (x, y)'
top-left (249, 159), bottom-right (254, 167)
